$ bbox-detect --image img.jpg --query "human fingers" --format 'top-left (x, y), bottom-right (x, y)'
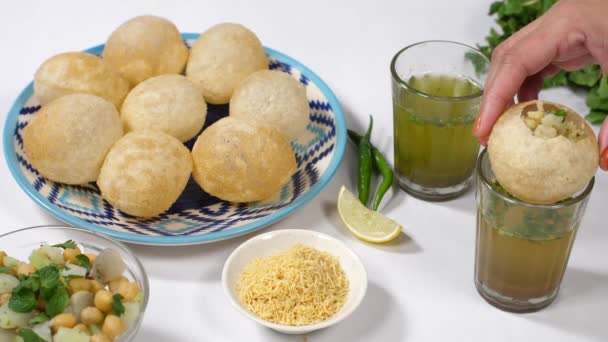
top-left (517, 73), bottom-right (544, 102)
top-left (599, 118), bottom-right (608, 170)
top-left (553, 54), bottom-right (597, 71)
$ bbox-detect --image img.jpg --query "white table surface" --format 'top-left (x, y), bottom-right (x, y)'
top-left (1, 1), bottom-right (607, 341)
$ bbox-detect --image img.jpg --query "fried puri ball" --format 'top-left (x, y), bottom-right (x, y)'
top-left (23, 94), bottom-right (123, 184)
top-left (97, 130), bottom-right (192, 217)
top-left (191, 117), bottom-right (296, 202)
top-left (230, 70), bottom-right (309, 140)
top-left (186, 23), bottom-right (268, 104)
top-left (103, 15), bottom-right (189, 86)
top-left (488, 100), bottom-right (598, 204)
top-left (120, 74), bottom-right (207, 142)
top-left (34, 52), bottom-right (130, 108)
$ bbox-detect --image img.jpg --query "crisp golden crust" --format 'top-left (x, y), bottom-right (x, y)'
top-left (191, 117), bottom-right (296, 202)
top-left (230, 70), bottom-right (309, 140)
top-left (23, 94), bottom-right (123, 185)
top-left (186, 23), bottom-right (268, 105)
top-left (102, 15), bottom-right (189, 86)
top-left (120, 74), bottom-right (207, 142)
top-left (488, 100), bottom-right (598, 204)
top-left (34, 52), bottom-right (130, 108)
top-left (97, 130), bottom-right (193, 218)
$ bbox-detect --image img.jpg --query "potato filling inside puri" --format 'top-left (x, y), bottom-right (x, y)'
top-left (520, 102), bottom-right (586, 140)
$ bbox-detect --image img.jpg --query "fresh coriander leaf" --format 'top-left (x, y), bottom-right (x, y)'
top-left (75, 255), bottom-right (91, 275)
top-left (13, 274), bottom-right (40, 295)
top-left (9, 288), bottom-right (37, 313)
top-left (51, 240), bottom-right (77, 250)
top-left (585, 111), bottom-right (607, 124)
top-left (28, 313), bottom-right (49, 326)
top-left (18, 328), bottom-right (46, 342)
top-left (45, 285), bottom-right (69, 317)
top-left (0, 265), bottom-right (14, 274)
top-left (112, 293), bottom-right (125, 316)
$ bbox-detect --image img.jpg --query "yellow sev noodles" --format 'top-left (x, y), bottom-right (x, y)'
top-left (236, 243), bottom-right (349, 326)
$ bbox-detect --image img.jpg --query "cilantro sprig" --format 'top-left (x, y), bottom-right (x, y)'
top-left (474, 0), bottom-right (608, 124)
top-left (75, 254), bottom-right (91, 275)
top-left (51, 240), bottom-right (77, 250)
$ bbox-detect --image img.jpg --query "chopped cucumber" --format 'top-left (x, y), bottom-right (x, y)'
top-left (0, 304), bottom-right (34, 329)
top-left (52, 327), bottom-right (89, 342)
top-left (69, 292), bottom-right (93, 320)
top-left (121, 302), bottom-right (141, 331)
top-left (28, 251), bottom-right (51, 270)
top-left (31, 322), bottom-right (52, 342)
top-left (61, 265), bottom-right (86, 279)
top-left (2, 258), bottom-right (18, 269)
top-left (0, 275), bottom-right (19, 295)
top-left (39, 246), bottom-right (64, 265)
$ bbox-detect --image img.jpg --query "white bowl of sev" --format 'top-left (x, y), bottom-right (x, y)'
top-left (222, 229), bottom-right (367, 334)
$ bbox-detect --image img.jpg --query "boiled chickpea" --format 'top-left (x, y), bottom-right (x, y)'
top-left (74, 323), bottom-right (90, 335)
top-left (90, 280), bottom-right (105, 293)
top-left (0, 293), bottom-right (10, 306)
top-left (17, 263), bottom-right (36, 276)
top-left (118, 281), bottom-right (140, 302)
top-left (50, 313), bottom-right (77, 332)
top-left (80, 306), bottom-right (104, 325)
top-left (102, 315), bottom-right (126, 340)
top-left (91, 335), bottom-right (112, 342)
top-left (63, 247), bottom-right (82, 264)
top-left (69, 278), bottom-right (91, 293)
top-left (108, 276), bottom-right (128, 293)
top-left (94, 290), bottom-right (113, 313)
top-left (0, 252), bottom-right (6, 266)
top-left (84, 253), bottom-right (97, 265)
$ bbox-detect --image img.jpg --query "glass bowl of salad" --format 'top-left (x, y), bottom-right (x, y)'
top-left (0, 225), bottom-right (149, 341)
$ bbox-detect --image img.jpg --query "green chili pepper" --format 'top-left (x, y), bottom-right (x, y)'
top-left (348, 129), bottom-right (394, 211)
top-left (358, 117), bottom-right (374, 206)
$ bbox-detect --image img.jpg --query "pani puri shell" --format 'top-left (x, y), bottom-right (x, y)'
top-left (191, 117), bottom-right (296, 202)
top-left (121, 74), bottom-right (207, 142)
top-left (23, 94), bottom-right (123, 185)
top-left (34, 52), bottom-right (130, 108)
top-left (97, 130), bottom-right (192, 218)
top-left (488, 100), bottom-right (598, 204)
top-left (103, 15), bottom-right (189, 86)
top-left (230, 70), bottom-right (309, 140)
top-left (186, 23), bottom-right (268, 105)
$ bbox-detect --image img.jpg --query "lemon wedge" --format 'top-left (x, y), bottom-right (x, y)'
top-left (337, 186), bottom-right (402, 243)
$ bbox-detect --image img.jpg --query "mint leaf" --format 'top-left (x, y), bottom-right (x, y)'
top-left (587, 86), bottom-right (608, 111)
top-left (75, 255), bottom-right (91, 275)
top-left (28, 313), bottom-right (49, 326)
top-left (568, 65), bottom-right (601, 87)
top-left (9, 288), bottom-right (37, 313)
top-left (544, 70), bottom-right (568, 88)
top-left (503, 0), bottom-right (523, 15)
top-left (45, 285), bottom-right (69, 317)
top-left (18, 328), bottom-right (46, 342)
top-left (585, 111), bottom-right (607, 124)
top-left (51, 240), bottom-right (77, 250)
top-left (112, 293), bottom-right (125, 316)
top-left (0, 266), bottom-right (14, 274)
top-left (38, 265), bottom-right (60, 290)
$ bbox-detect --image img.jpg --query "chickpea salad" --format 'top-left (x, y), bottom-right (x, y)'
top-left (0, 241), bottom-right (143, 342)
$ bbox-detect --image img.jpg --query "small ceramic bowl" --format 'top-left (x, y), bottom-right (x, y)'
top-left (0, 225), bottom-right (149, 341)
top-left (222, 229), bottom-right (367, 334)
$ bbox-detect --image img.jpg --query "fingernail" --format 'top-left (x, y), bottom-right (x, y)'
top-left (601, 149), bottom-right (608, 171)
top-left (473, 117), bottom-right (481, 135)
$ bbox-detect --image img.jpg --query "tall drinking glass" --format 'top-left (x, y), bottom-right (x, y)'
top-left (391, 41), bottom-right (489, 200)
top-left (475, 149), bottom-right (594, 312)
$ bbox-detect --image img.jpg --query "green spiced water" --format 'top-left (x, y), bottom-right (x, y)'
top-left (393, 73), bottom-right (481, 191)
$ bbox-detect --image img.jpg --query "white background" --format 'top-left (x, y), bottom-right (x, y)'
top-left (1, 1), bottom-right (607, 341)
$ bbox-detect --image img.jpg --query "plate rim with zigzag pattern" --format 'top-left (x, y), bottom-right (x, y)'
top-left (2, 33), bottom-right (346, 246)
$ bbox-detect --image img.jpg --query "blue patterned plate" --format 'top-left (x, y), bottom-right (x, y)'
top-left (3, 33), bottom-right (346, 245)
